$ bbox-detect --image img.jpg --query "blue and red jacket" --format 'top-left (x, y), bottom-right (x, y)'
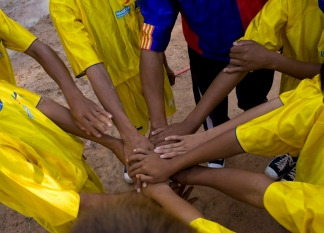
top-left (140, 0), bottom-right (267, 62)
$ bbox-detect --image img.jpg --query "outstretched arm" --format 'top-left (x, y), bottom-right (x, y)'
top-left (25, 40), bottom-right (113, 137)
top-left (172, 166), bottom-right (273, 209)
top-left (141, 50), bottom-right (168, 130)
top-left (155, 97), bottom-right (283, 157)
top-left (225, 40), bottom-right (321, 79)
top-left (141, 182), bottom-right (203, 224)
top-left (37, 97), bottom-right (125, 163)
top-left (150, 67), bottom-right (248, 145)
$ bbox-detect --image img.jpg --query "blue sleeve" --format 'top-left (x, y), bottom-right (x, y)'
top-left (140, 0), bottom-right (180, 51)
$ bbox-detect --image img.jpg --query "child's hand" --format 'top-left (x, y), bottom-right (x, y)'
top-left (153, 133), bottom-right (207, 158)
top-left (127, 148), bottom-right (175, 183)
top-left (224, 40), bottom-right (273, 73)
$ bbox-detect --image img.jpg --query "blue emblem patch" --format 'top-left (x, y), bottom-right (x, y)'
top-left (116, 6), bottom-right (130, 18)
top-left (0, 100), bottom-right (3, 111)
top-left (23, 105), bottom-right (34, 119)
top-left (319, 0), bottom-right (324, 13)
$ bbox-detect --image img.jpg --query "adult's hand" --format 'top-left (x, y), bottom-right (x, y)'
top-left (224, 40), bottom-right (273, 73)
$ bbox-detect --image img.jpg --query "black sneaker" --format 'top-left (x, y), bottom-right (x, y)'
top-left (124, 166), bottom-right (134, 184)
top-left (207, 159), bottom-right (225, 168)
top-left (281, 166), bottom-right (296, 181)
top-left (264, 154), bottom-right (297, 180)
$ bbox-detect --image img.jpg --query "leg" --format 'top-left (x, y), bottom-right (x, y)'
top-left (37, 97), bottom-right (125, 163)
top-left (172, 166), bottom-right (273, 209)
top-left (188, 46), bottom-right (230, 129)
top-left (236, 69), bottom-right (274, 111)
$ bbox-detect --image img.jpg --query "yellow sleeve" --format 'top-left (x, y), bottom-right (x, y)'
top-left (190, 218), bottom-right (235, 233)
top-left (240, 0), bottom-right (288, 51)
top-left (264, 182), bottom-right (324, 233)
top-left (236, 77), bottom-right (323, 157)
top-left (0, 133), bottom-right (80, 227)
top-left (0, 9), bottom-right (37, 52)
top-left (50, 0), bottom-right (102, 77)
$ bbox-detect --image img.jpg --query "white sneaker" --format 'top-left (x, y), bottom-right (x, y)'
top-left (207, 159), bottom-right (225, 168)
top-left (124, 166), bottom-right (134, 184)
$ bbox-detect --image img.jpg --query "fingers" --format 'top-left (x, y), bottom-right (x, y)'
top-left (133, 148), bottom-right (151, 155)
top-left (161, 151), bottom-right (185, 159)
top-left (137, 174), bottom-right (154, 183)
top-left (128, 167), bottom-right (145, 178)
top-left (165, 135), bottom-right (185, 141)
top-left (93, 107), bottom-right (113, 128)
top-left (127, 154), bottom-right (146, 163)
top-left (182, 185), bottom-right (194, 200)
top-left (76, 117), bottom-right (102, 137)
top-left (151, 126), bottom-right (167, 136)
top-left (233, 40), bottom-right (253, 46)
top-left (136, 177), bottom-right (142, 193)
top-left (188, 197), bottom-right (199, 204)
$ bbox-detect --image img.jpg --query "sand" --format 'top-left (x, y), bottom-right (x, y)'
top-left (0, 1), bottom-right (287, 232)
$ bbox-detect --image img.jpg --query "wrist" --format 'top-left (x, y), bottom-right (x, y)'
top-left (183, 116), bottom-right (199, 134)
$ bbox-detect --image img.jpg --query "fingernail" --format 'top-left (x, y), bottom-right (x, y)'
top-left (165, 137), bottom-right (169, 140)
top-left (154, 149), bottom-right (159, 153)
top-left (143, 182), bottom-right (147, 188)
top-left (126, 159), bottom-right (129, 162)
top-left (160, 154), bottom-right (165, 158)
top-left (152, 131), bottom-right (155, 135)
top-left (97, 134), bottom-right (102, 137)
top-left (133, 149), bottom-right (137, 152)
top-left (155, 147), bottom-right (160, 150)
top-left (136, 174), bottom-right (139, 178)
top-left (137, 188), bottom-right (141, 193)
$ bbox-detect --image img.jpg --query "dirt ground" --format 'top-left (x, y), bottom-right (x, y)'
top-left (0, 1), bottom-right (288, 232)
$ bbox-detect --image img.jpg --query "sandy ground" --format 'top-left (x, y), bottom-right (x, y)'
top-left (0, 1), bottom-right (288, 232)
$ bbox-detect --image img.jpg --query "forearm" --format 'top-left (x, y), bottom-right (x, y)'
top-left (174, 166), bottom-right (273, 209)
top-left (268, 52), bottom-right (321, 79)
top-left (148, 186), bottom-right (203, 224)
top-left (185, 66), bottom-right (248, 133)
top-left (25, 40), bottom-right (84, 100)
top-left (141, 50), bottom-right (167, 129)
top-left (86, 64), bottom-right (141, 141)
top-left (203, 97), bottom-right (283, 142)
top-left (37, 97), bottom-right (122, 152)
top-left (171, 129), bottom-right (243, 173)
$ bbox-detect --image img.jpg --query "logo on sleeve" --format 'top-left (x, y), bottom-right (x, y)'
top-left (23, 105), bottom-right (34, 119)
top-left (0, 100), bottom-right (3, 111)
top-left (116, 6), bottom-right (130, 18)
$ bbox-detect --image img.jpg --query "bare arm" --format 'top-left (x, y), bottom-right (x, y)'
top-left (172, 166), bottom-right (273, 209)
top-left (142, 182), bottom-right (203, 224)
top-left (226, 40), bottom-right (321, 79)
top-left (25, 40), bottom-right (113, 137)
top-left (37, 97), bottom-right (125, 163)
top-left (150, 65), bottom-right (248, 145)
top-left (140, 50), bottom-right (168, 130)
top-left (155, 97), bottom-right (283, 157)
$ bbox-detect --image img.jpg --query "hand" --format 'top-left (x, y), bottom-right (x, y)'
top-left (224, 40), bottom-right (273, 73)
top-left (123, 137), bottom-right (154, 191)
top-left (67, 95), bottom-right (113, 137)
top-left (166, 66), bottom-right (176, 86)
top-left (149, 121), bottom-right (195, 146)
top-left (128, 148), bottom-right (174, 183)
top-left (154, 133), bottom-right (206, 158)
